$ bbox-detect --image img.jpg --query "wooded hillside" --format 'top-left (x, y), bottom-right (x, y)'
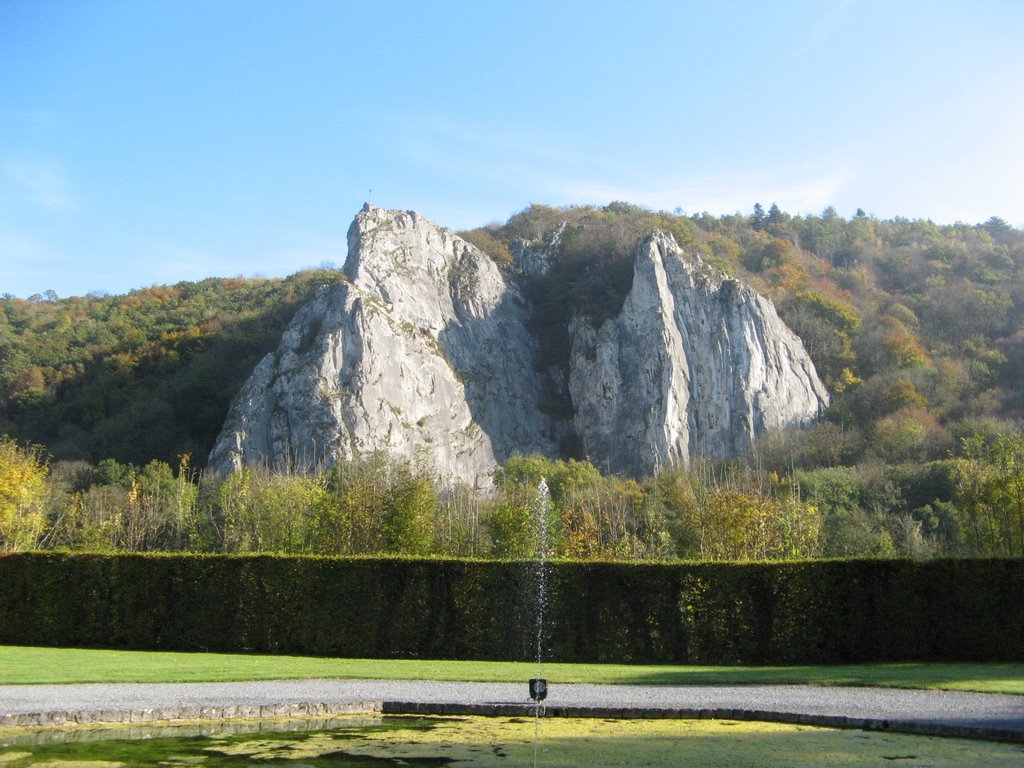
top-left (1, 270), bottom-right (345, 467)
top-left (2, 204), bottom-right (1023, 560)
top-left (462, 202), bottom-right (1024, 466)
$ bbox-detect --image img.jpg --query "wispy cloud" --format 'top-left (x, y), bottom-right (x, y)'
top-left (388, 113), bottom-right (607, 196)
top-left (3, 158), bottom-right (77, 211)
top-left (142, 236), bottom-right (345, 287)
top-left (399, 114), bottom-right (589, 168)
top-left (359, 105), bottom-right (869, 229)
top-left (551, 166), bottom-right (854, 217)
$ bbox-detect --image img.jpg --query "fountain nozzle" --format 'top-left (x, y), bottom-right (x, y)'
top-left (529, 678), bottom-right (548, 702)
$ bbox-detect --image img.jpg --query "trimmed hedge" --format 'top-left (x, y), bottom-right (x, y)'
top-left (1, 553), bottom-right (1021, 663)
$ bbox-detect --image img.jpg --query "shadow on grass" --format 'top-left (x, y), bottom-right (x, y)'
top-left (541, 661), bottom-right (1024, 694)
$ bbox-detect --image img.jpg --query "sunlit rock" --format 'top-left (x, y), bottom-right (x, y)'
top-left (209, 207), bottom-right (828, 485)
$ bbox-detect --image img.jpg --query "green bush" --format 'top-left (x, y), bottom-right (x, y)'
top-left (0, 553), bottom-right (1020, 663)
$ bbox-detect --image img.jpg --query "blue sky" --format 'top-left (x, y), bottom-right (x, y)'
top-left (2, 0), bottom-right (1023, 298)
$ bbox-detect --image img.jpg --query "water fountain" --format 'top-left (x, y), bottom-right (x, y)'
top-left (529, 479), bottom-right (551, 701)
top-left (529, 479), bottom-right (551, 767)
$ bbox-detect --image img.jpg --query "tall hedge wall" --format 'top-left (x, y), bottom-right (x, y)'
top-left (1, 553), bottom-right (1021, 663)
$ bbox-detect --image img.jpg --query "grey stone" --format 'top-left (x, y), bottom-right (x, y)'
top-left (208, 204), bottom-right (554, 488)
top-left (570, 232), bottom-right (828, 475)
top-left (209, 207), bottom-right (827, 485)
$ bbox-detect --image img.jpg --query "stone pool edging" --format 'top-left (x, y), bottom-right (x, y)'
top-left (3, 699), bottom-right (1022, 745)
top-left (0, 701), bottom-right (382, 729)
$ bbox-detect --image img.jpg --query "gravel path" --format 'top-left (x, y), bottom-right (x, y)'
top-left (3, 679), bottom-right (1023, 742)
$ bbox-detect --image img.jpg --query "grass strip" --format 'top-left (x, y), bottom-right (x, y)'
top-left (1, 646), bottom-right (1021, 694)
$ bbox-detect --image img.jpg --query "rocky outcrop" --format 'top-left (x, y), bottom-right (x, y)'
top-left (511, 221), bottom-right (567, 278)
top-left (569, 232), bottom-right (829, 477)
top-left (207, 204), bottom-right (556, 487)
top-left (209, 206), bottom-right (828, 486)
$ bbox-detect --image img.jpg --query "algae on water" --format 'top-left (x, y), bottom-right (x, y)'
top-left (3, 716), bottom-right (1024, 767)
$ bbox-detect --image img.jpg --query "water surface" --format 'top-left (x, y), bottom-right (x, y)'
top-left (2, 715), bottom-right (1022, 767)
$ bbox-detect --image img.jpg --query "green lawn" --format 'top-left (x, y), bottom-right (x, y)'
top-left (1, 646), bottom-right (1021, 694)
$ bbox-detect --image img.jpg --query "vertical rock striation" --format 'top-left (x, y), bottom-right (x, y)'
top-left (207, 204), bottom-right (556, 487)
top-left (569, 232), bottom-right (829, 477)
top-left (209, 207), bottom-right (828, 485)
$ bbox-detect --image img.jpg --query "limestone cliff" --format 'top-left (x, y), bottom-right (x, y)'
top-left (569, 232), bottom-right (829, 477)
top-left (208, 206), bottom-right (828, 485)
top-left (207, 204), bottom-right (556, 487)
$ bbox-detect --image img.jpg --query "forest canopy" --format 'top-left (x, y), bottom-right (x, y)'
top-left (1, 269), bottom-right (345, 467)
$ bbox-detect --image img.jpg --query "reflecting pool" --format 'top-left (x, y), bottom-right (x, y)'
top-left (2, 715), bottom-right (1022, 767)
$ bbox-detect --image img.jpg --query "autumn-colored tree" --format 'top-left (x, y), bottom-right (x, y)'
top-left (778, 290), bottom-right (860, 390)
top-left (0, 436), bottom-right (48, 550)
top-left (215, 468), bottom-right (324, 553)
top-left (488, 454), bottom-right (561, 559)
top-left (486, 489), bottom-right (540, 559)
top-left (953, 433), bottom-right (1024, 555)
top-left (308, 453), bottom-right (438, 555)
top-left (379, 462), bottom-right (436, 554)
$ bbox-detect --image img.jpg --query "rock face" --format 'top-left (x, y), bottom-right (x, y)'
top-left (569, 232), bottom-right (829, 477)
top-left (208, 206), bottom-right (828, 486)
top-left (207, 204), bottom-right (557, 487)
